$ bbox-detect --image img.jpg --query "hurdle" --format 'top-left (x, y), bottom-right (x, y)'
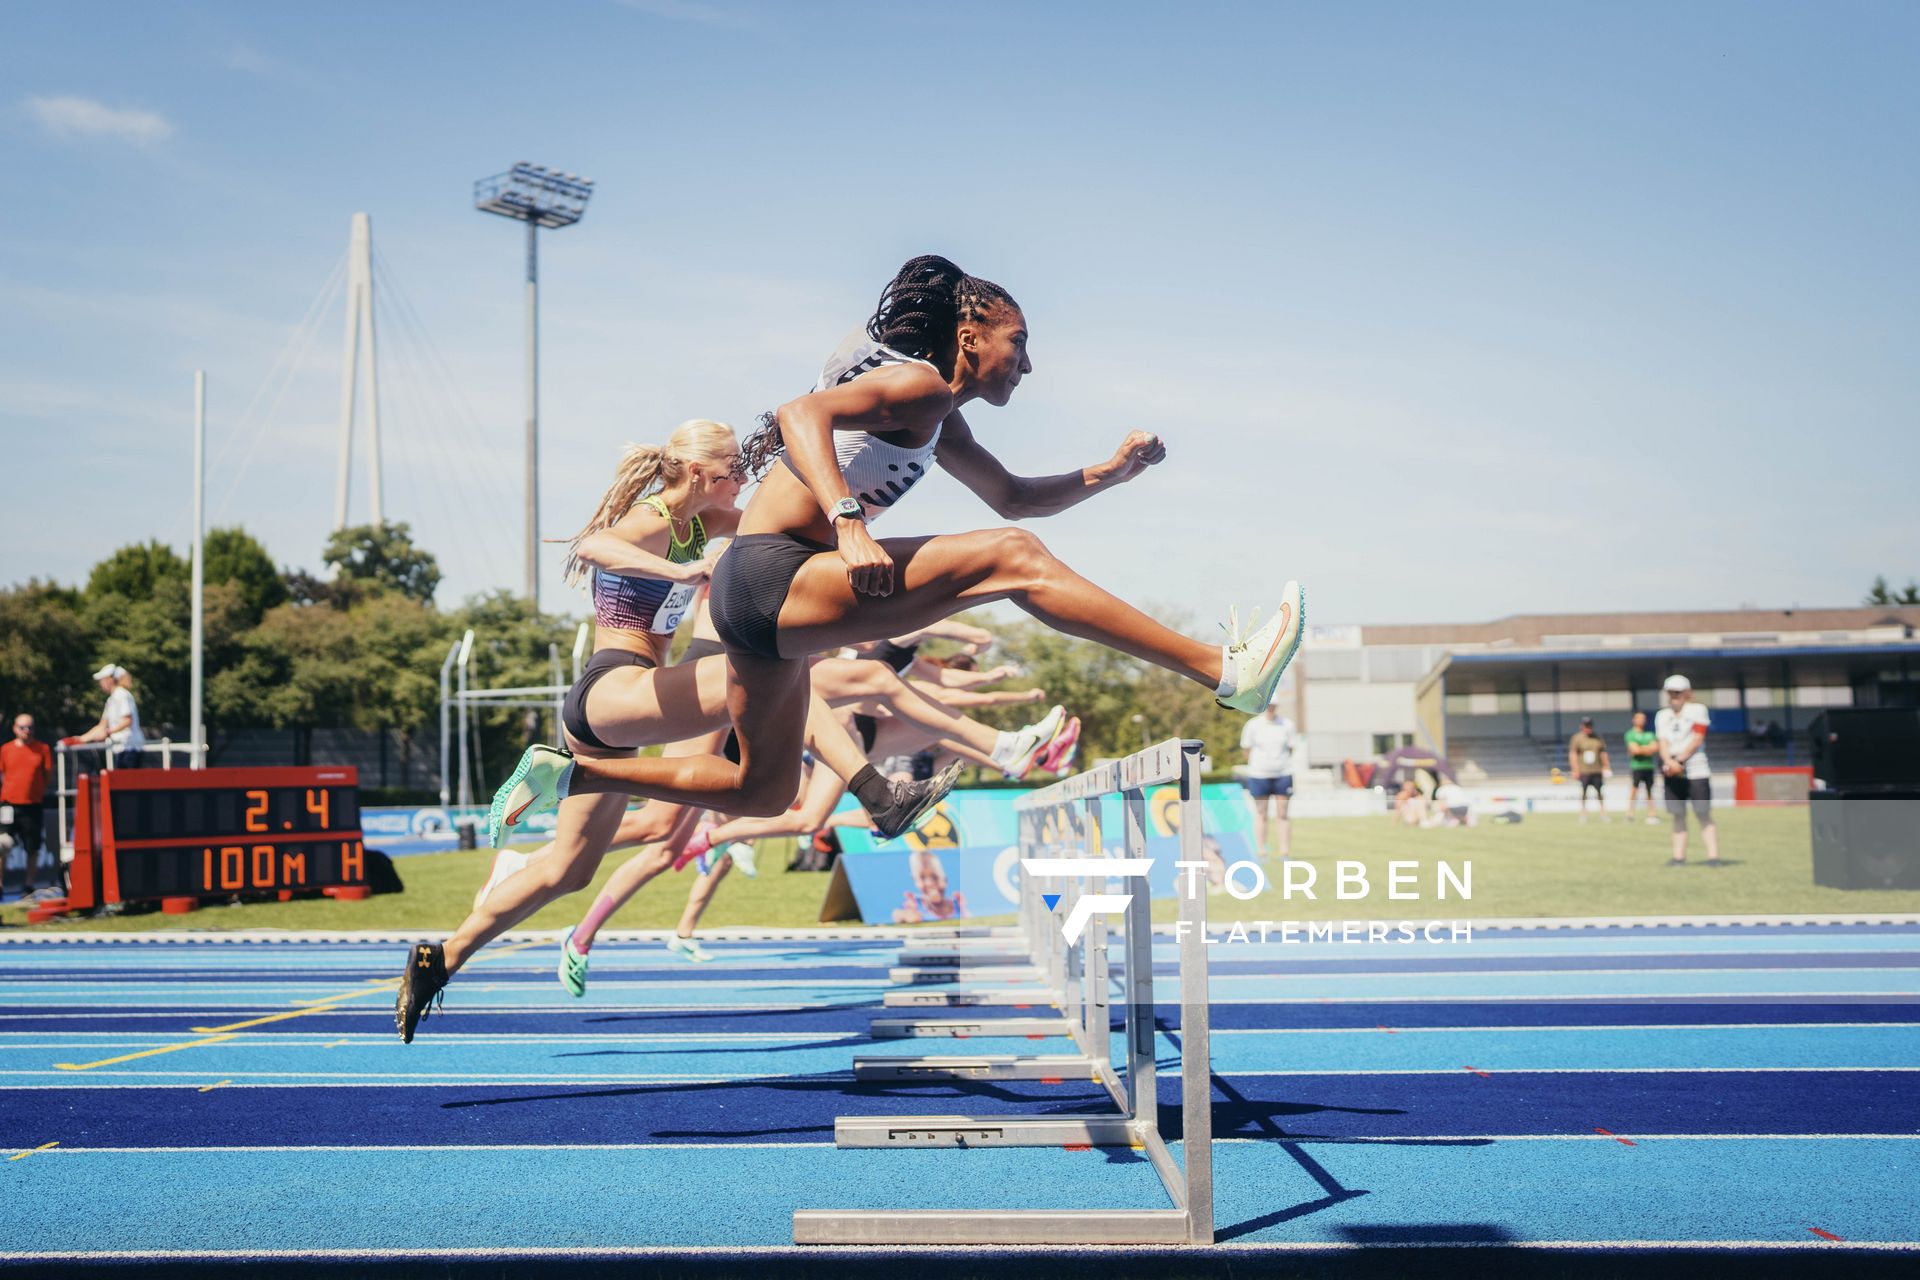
top-left (794, 738), bottom-right (1213, 1246)
top-left (855, 756), bottom-right (1119, 1079)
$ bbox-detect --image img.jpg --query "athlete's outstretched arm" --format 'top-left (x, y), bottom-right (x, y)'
top-left (934, 410), bottom-right (1166, 520)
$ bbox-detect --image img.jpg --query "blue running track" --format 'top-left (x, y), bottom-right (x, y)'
top-left (1, 922), bottom-right (1916, 1276)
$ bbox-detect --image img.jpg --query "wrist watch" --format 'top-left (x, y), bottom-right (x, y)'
top-left (829, 497), bottom-right (865, 524)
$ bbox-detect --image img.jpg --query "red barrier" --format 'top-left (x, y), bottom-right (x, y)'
top-left (1734, 765), bottom-right (1812, 805)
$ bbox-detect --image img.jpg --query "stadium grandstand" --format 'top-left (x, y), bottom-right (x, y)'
top-left (1288, 606), bottom-right (1920, 785)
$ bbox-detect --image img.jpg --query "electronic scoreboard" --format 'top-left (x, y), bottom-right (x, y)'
top-left (67, 766), bottom-right (367, 910)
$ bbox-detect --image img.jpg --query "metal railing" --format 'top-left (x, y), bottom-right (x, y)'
top-left (794, 737), bottom-right (1214, 1246)
top-left (52, 738), bottom-right (207, 859)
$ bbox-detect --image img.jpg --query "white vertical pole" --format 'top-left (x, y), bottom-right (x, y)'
top-left (190, 372), bottom-right (206, 770)
top-left (525, 218), bottom-right (539, 604)
top-left (361, 214), bottom-right (384, 527)
top-left (333, 214), bottom-right (365, 531)
top-left (456, 629), bottom-right (475, 807)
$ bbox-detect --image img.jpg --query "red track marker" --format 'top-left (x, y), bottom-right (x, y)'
top-left (1463, 1065), bottom-right (1490, 1078)
top-left (1377, 1024), bottom-right (1397, 1034)
top-left (1593, 1127), bottom-right (1636, 1147)
top-left (1039, 1077), bottom-right (1063, 1085)
top-left (1809, 1227), bottom-right (1845, 1242)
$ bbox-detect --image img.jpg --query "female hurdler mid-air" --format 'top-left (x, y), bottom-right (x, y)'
top-left (482, 253), bottom-right (1305, 909)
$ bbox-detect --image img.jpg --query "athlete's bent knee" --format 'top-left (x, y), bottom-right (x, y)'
top-left (731, 761), bottom-right (803, 818)
top-left (993, 526), bottom-right (1052, 581)
top-left (546, 860), bottom-right (596, 896)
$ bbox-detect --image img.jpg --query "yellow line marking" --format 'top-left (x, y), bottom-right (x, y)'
top-left (8, 1142), bottom-right (58, 1162)
top-left (324, 1039), bottom-right (349, 1049)
top-left (53, 938), bottom-right (546, 1072)
top-left (198, 1079), bottom-right (232, 1093)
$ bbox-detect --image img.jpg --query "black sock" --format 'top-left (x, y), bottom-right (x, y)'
top-left (850, 764), bottom-right (893, 813)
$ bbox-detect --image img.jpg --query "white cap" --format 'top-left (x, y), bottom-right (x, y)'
top-left (91, 664), bottom-right (125, 681)
top-left (1662, 674), bottom-right (1691, 693)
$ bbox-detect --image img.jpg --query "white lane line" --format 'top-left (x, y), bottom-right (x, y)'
top-left (14, 1133), bottom-right (1920, 1156)
top-left (1, 1239), bottom-right (1917, 1260)
top-left (2, 1064), bottom-right (1916, 1084)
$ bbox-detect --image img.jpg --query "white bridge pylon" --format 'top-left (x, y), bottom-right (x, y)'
top-left (332, 211), bottom-right (383, 529)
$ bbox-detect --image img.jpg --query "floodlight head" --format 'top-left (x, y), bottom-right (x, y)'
top-left (474, 163), bottom-right (595, 229)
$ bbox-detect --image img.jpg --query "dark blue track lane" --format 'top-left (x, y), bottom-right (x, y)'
top-left (2, 923), bottom-right (1916, 1265)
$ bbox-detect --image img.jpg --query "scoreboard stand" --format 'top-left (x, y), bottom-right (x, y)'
top-left (48, 766), bottom-right (370, 919)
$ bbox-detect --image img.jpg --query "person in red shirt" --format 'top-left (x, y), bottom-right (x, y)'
top-left (2, 714), bottom-right (56, 897)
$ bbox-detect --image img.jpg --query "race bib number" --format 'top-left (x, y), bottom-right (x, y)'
top-left (654, 582), bottom-right (698, 633)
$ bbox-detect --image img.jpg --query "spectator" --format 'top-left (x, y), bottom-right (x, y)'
top-left (1568, 716), bottom-right (1611, 823)
top-left (1623, 710), bottom-right (1660, 824)
top-left (1393, 780), bottom-right (1430, 826)
top-left (1656, 674), bottom-right (1719, 867)
top-left (2, 714), bottom-right (56, 898)
top-left (1238, 703), bottom-right (1297, 857)
top-left (66, 664), bottom-right (145, 770)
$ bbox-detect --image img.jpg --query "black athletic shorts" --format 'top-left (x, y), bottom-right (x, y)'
top-left (1631, 770), bottom-right (1655, 794)
top-left (1664, 773), bottom-right (1713, 821)
top-left (851, 713), bottom-right (878, 753)
top-left (708, 533), bottom-right (833, 661)
top-left (561, 649), bottom-right (656, 751)
top-left (1580, 772), bottom-right (1604, 796)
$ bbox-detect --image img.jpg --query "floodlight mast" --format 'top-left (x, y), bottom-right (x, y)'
top-left (474, 163), bottom-right (594, 603)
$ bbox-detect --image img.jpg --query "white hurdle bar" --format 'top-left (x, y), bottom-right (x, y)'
top-left (855, 747), bottom-right (1119, 1076)
top-left (795, 738), bottom-right (1214, 1247)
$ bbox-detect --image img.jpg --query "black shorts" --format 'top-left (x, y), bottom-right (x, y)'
top-left (851, 713), bottom-right (878, 753)
top-left (708, 533), bottom-right (833, 661)
top-left (1664, 774), bottom-right (1713, 821)
top-left (1631, 770), bottom-right (1655, 794)
top-left (1580, 773), bottom-right (1604, 796)
top-left (561, 649), bottom-right (657, 751)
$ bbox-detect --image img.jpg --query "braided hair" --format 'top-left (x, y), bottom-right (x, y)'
top-left (865, 254), bottom-right (1017, 361)
top-left (735, 255), bottom-right (1018, 479)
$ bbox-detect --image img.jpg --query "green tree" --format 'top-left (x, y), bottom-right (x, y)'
top-left (1865, 575), bottom-right (1920, 607)
top-left (86, 540), bottom-right (186, 601)
top-left (204, 526), bottom-right (289, 622)
top-left (0, 581), bottom-right (91, 732)
top-left (210, 590), bottom-right (455, 735)
top-left (323, 523), bottom-right (442, 604)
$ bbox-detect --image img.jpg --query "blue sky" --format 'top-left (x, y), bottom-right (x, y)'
top-left (3, 0), bottom-right (1916, 627)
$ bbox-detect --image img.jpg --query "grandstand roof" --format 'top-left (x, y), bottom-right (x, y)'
top-left (1359, 606), bottom-right (1920, 648)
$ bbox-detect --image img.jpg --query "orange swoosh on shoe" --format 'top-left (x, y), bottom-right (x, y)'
top-left (1259, 602), bottom-right (1295, 669)
top-left (506, 796), bottom-right (534, 826)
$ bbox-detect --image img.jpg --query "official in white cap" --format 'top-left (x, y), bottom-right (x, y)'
top-left (64, 664), bottom-right (145, 770)
top-left (1655, 673), bottom-right (1718, 866)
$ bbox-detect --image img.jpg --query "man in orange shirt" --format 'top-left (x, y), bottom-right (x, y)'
top-left (2, 714), bottom-right (56, 898)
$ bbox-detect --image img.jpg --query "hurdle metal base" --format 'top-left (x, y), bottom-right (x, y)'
top-left (793, 1208), bottom-right (1199, 1246)
top-left (869, 1015), bottom-right (1072, 1039)
top-left (895, 947), bottom-right (1032, 966)
top-left (832, 1113), bottom-right (1144, 1148)
top-left (883, 987), bottom-right (1056, 1007)
top-left (850, 1053), bottom-right (1100, 1082)
top-left (888, 964), bottom-right (1040, 985)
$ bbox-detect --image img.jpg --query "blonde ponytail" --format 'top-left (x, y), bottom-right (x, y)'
top-left (562, 420), bottom-right (739, 586)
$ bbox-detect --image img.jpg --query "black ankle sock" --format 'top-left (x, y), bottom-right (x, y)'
top-left (850, 764), bottom-right (893, 812)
